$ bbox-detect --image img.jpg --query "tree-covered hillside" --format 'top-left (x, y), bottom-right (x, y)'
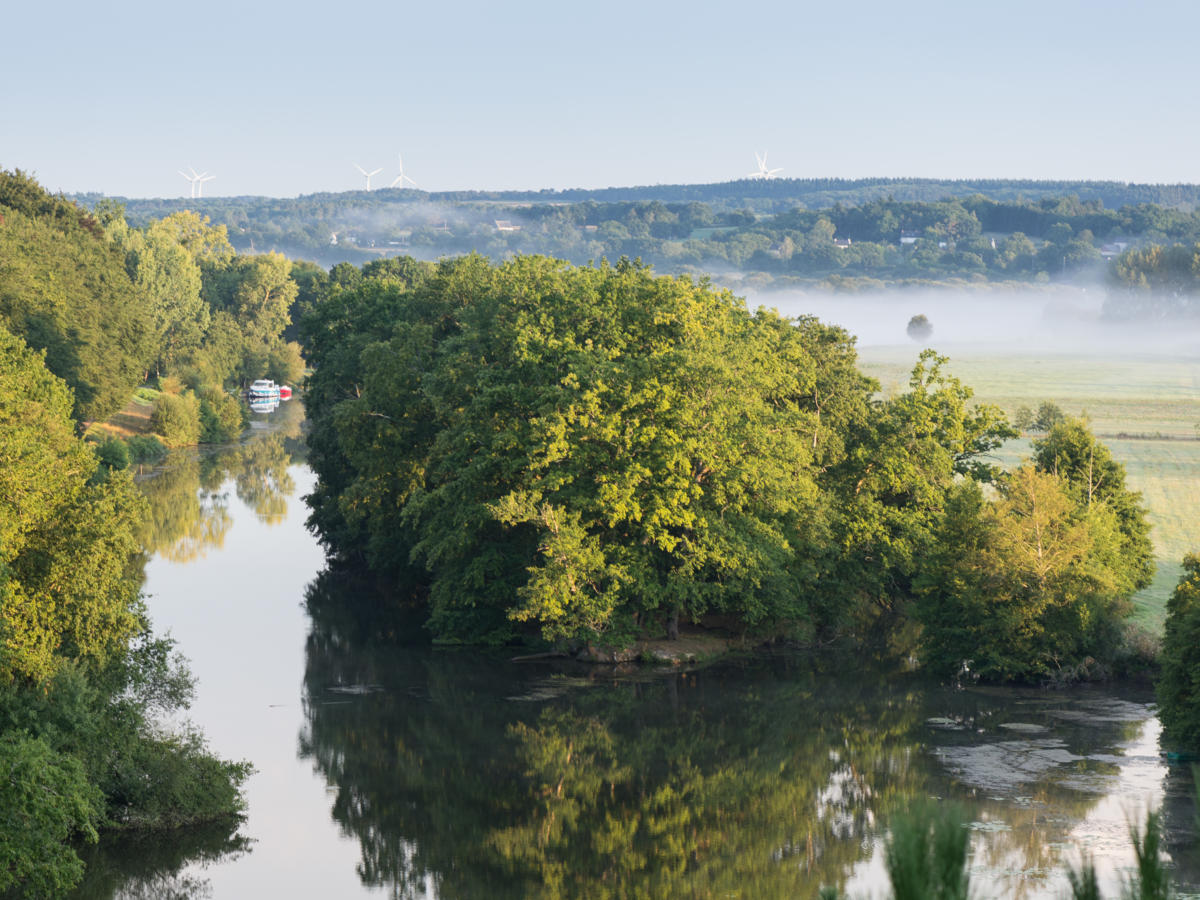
top-left (82, 180), bottom-right (1200, 291)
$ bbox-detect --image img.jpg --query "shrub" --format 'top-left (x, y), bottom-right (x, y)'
top-left (155, 374), bottom-right (186, 395)
top-left (125, 434), bottom-right (167, 463)
top-left (198, 386), bottom-right (246, 443)
top-left (884, 800), bottom-right (970, 900)
top-left (150, 392), bottom-right (201, 447)
top-left (94, 436), bottom-right (130, 471)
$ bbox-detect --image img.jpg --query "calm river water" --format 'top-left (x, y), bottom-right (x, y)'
top-left (71, 404), bottom-right (1199, 899)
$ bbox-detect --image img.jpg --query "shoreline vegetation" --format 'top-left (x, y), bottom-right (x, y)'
top-left (4, 165), bottom-right (1200, 893)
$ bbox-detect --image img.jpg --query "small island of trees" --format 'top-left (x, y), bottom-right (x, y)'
top-left (301, 253), bottom-right (1161, 686)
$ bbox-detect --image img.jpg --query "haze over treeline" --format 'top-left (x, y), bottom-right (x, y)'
top-left (75, 179), bottom-right (1200, 304)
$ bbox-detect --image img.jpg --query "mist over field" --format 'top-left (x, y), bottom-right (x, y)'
top-left (751, 286), bottom-right (1200, 354)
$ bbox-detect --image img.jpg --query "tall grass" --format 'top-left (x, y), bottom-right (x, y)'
top-left (883, 801), bottom-right (970, 900)
top-left (1124, 810), bottom-right (1173, 900)
top-left (1067, 856), bottom-right (1103, 900)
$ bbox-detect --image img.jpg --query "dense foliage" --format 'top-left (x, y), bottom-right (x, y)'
top-left (0, 327), bottom-right (144, 682)
top-left (0, 169), bottom-right (308, 450)
top-left (1157, 554), bottom-right (1200, 752)
top-left (302, 254), bottom-right (1144, 673)
top-left (0, 170), bottom-right (153, 421)
top-left (94, 180), bottom-right (1200, 293)
top-left (0, 326), bottom-right (248, 894)
top-left (1107, 241), bottom-right (1200, 318)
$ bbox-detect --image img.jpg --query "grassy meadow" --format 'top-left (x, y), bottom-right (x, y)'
top-left (859, 346), bottom-right (1200, 632)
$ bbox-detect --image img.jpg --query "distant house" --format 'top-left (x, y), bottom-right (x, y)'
top-left (833, 237), bottom-right (852, 249)
top-left (900, 230), bottom-right (919, 245)
top-left (495, 219), bottom-right (521, 232)
top-left (1100, 241), bottom-right (1130, 259)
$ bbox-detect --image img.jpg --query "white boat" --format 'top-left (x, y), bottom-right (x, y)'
top-left (247, 378), bottom-right (281, 400)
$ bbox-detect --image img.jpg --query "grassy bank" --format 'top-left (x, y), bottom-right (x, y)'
top-left (861, 345), bottom-right (1200, 632)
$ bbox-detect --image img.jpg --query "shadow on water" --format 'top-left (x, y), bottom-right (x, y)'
top-left (69, 821), bottom-right (251, 900)
top-left (296, 574), bottom-right (1200, 900)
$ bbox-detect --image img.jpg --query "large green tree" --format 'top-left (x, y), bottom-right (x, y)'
top-left (1031, 418), bottom-right (1154, 593)
top-left (0, 326), bottom-right (145, 682)
top-left (828, 351), bottom-right (1013, 616)
top-left (916, 465), bottom-right (1138, 681)
top-left (102, 209), bottom-right (211, 376)
top-left (305, 256), bottom-right (867, 643)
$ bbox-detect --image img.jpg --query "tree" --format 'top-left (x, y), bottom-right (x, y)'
top-left (1034, 401), bottom-right (1066, 432)
top-left (830, 351), bottom-right (1013, 612)
top-left (104, 212), bottom-right (211, 376)
top-left (0, 326), bottom-right (146, 683)
top-left (0, 734), bottom-right (101, 896)
top-left (906, 314), bottom-right (933, 342)
top-left (1032, 418), bottom-right (1154, 592)
top-left (152, 211), bottom-right (235, 265)
top-left (0, 170), bottom-right (153, 421)
top-left (1013, 406), bottom-right (1034, 432)
top-left (228, 253), bottom-right (298, 346)
top-left (305, 256), bottom-right (844, 643)
top-left (916, 467), bottom-right (1131, 681)
top-left (1157, 553), bottom-right (1200, 752)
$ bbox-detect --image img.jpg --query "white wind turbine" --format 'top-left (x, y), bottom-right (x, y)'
top-left (354, 163), bottom-right (384, 191)
top-left (179, 167), bottom-right (216, 198)
top-left (389, 154), bottom-right (418, 189)
top-left (748, 151), bottom-right (783, 179)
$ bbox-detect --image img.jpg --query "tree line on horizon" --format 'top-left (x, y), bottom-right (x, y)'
top-left (92, 184), bottom-right (1200, 302)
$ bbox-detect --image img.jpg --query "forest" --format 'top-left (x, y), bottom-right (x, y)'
top-left (95, 180), bottom-right (1200, 295)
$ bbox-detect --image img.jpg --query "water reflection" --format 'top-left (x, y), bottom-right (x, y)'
top-left (67, 403), bottom-right (307, 899)
top-left (69, 819), bottom-right (250, 899)
top-left (299, 575), bottom-right (1199, 899)
top-left (137, 400), bottom-right (305, 560)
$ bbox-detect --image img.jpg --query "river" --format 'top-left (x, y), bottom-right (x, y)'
top-left (71, 403), bottom-right (1200, 899)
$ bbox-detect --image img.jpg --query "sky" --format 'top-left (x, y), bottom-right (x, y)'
top-left (4, 0), bottom-right (1199, 199)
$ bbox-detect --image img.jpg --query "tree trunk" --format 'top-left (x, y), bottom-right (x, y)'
top-left (667, 607), bottom-right (680, 641)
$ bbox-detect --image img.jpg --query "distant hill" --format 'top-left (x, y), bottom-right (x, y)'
top-left (70, 178), bottom-right (1200, 290)
top-left (77, 176), bottom-right (1200, 218)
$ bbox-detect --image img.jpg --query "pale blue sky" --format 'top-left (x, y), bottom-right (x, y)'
top-left (4, 0), bottom-right (1198, 198)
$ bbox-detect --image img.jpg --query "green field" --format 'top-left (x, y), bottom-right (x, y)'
top-left (859, 345), bottom-right (1200, 632)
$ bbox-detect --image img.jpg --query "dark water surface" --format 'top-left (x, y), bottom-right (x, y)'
top-left (73, 406), bottom-right (1200, 899)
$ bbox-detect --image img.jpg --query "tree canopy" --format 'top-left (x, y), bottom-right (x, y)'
top-left (0, 170), bottom-right (153, 421)
top-left (303, 256), bottom-right (1048, 648)
top-left (0, 325), bottom-right (145, 682)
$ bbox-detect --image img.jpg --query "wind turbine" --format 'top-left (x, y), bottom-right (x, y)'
top-left (389, 154), bottom-right (418, 189)
top-left (354, 164), bottom-right (383, 191)
top-left (748, 151), bottom-right (783, 179)
top-left (179, 167), bottom-right (215, 198)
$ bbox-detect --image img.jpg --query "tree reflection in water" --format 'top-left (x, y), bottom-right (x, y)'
top-left (298, 573), bottom-right (1192, 900)
top-left (136, 400), bottom-right (305, 561)
top-left (68, 819), bottom-right (250, 900)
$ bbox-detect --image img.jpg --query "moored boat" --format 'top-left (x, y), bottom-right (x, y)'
top-left (247, 378), bottom-right (281, 400)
